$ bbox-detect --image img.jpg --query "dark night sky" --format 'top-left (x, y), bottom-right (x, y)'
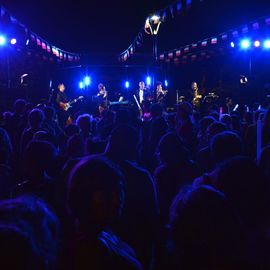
top-left (2, 0), bottom-right (270, 57)
top-left (1, 0), bottom-right (172, 54)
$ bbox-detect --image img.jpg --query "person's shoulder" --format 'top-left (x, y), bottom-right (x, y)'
top-left (98, 230), bottom-right (143, 270)
top-left (124, 160), bottom-right (151, 176)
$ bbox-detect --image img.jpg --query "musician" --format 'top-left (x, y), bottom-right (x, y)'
top-left (56, 83), bottom-right (68, 108)
top-left (156, 81), bottom-right (168, 104)
top-left (55, 83), bottom-right (69, 128)
top-left (138, 81), bottom-right (150, 104)
top-left (96, 83), bottom-right (108, 114)
top-left (191, 81), bottom-right (202, 108)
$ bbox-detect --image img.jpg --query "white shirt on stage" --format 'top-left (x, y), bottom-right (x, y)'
top-left (139, 89), bottom-right (144, 104)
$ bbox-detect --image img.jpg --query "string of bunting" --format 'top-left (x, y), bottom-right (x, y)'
top-left (119, 0), bottom-right (204, 62)
top-left (158, 15), bottom-right (270, 65)
top-left (0, 6), bottom-right (81, 63)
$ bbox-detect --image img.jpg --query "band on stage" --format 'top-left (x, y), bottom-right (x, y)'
top-left (51, 79), bottom-right (221, 126)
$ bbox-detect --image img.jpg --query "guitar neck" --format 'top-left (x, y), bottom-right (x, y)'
top-left (69, 99), bottom-right (76, 105)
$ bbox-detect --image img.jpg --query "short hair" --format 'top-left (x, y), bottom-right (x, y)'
top-left (0, 196), bottom-right (59, 269)
top-left (199, 116), bottom-right (216, 133)
top-left (76, 114), bottom-right (91, 131)
top-left (170, 185), bottom-right (243, 268)
top-left (14, 99), bottom-right (26, 113)
top-left (24, 140), bottom-right (57, 171)
top-left (210, 131), bottom-right (243, 164)
top-left (106, 125), bottom-right (138, 160)
top-left (28, 109), bottom-right (45, 127)
top-left (207, 121), bottom-right (227, 138)
top-left (67, 156), bottom-right (124, 227)
top-left (157, 132), bottom-right (189, 164)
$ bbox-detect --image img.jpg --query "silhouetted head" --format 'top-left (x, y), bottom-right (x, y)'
top-left (217, 156), bottom-right (268, 226)
top-left (105, 125), bottom-right (138, 162)
top-left (206, 121), bottom-right (227, 143)
top-left (24, 140), bottom-right (57, 179)
top-left (157, 132), bottom-right (189, 165)
top-left (28, 109), bottom-right (44, 129)
top-left (3, 111), bottom-right (12, 123)
top-left (0, 196), bottom-right (59, 270)
top-left (209, 111), bottom-right (220, 121)
top-left (199, 116), bottom-right (216, 134)
top-left (210, 131), bottom-right (243, 165)
top-left (67, 156), bottom-right (124, 233)
top-left (170, 185), bottom-right (243, 269)
top-left (76, 114), bottom-right (91, 134)
top-left (176, 102), bottom-right (193, 120)
top-left (67, 134), bottom-right (85, 158)
top-left (14, 99), bottom-right (26, 114)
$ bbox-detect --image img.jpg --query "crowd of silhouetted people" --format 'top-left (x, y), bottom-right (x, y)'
top-left (0, 98), bottom-right (270, 270)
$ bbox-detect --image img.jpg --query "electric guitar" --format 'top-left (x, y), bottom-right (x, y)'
top-left (59, 96), bottom-right (84, 111)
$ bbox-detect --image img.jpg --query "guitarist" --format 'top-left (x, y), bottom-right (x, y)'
top-left (55, 83), bottom-right (69, 128)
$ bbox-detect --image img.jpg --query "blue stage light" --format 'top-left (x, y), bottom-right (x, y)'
top-left (240, 39), bottom-right (251, 49)
top-left (79, 81), bottom-right (84, 89)
top-left (230, 42), bottom-right (235, 48)
top-left (264, 40), bottom-right (270, 49)
top-left (125, 81), bottom-right (130, 89)
top-left (10, 38), bottom-right (17, 45)
top-left (146, 76), bottom-right (151, 86)
top-left (0, 35), bottom-right (6, 46)
top-left (164, 80), bottom-right (168, 87)
top-left (84, 76), bottom-right (91, 86)
top-left (254, 40), bottom-right (260, 47)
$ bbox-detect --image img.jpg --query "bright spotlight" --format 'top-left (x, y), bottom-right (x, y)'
top-left (150, 15), bottom-right (160, 23)
top-left (84, 76), bottom-right (91, 86)
top-left (230, 42), bottom-right (235, 48)
top-left (0, 36), bottom-right (6, 46)
top-left (20, 74), bottom-right (29, 84)
top-left (26, 39), bottom-right (30, 46)
top-left (125, 81), bottom-right (130, 89)
top-left (240, 39), bottom-right (251, 49)
top-left (146, 76), bottom-right (151, 86)
top-left (254, 40), bottom-right (260, 47)
top-left (264, 39), bottom-right (270, 49)
top-left (240, 75), bottom-right (248, 84)
top-left (10, 38), bottom-right (17, 45)
top-left (79, 81), bottom-right (84, 89)
top-left (164, 80), bottom-right (168, 87)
